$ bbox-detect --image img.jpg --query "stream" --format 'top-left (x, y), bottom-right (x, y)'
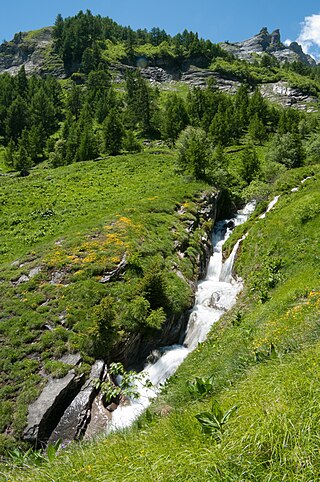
top-left (109, 201), bottom-right (256, 431)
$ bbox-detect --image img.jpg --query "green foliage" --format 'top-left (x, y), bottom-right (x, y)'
top-left (0, 151), bottom-right (208, 445)
top-left (239, 143), bottom-right (260, 184)
top-left (187, 375), bottom-right (215, 398)
top-left (103, 108), bottom-right (124, 155)
top-left (250, 256), bottom-right (283, 303)
top-left (248, 113), bottom-right (267, 144)
top-left (161, 93), bottom-right (189, 145)
top-left (195, 400), bottom-right (237, 439)
top-left (122, 131), bottom-right (142, 153)
top-left (266, 132), bottom-right (305, 168)
top-left (176, 126), bottom-right (209, 179)
top-left (94, 362), bottom-right (152, 403)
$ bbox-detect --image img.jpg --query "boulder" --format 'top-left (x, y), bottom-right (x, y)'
top-left (23, 370), bottom-right (83, 446)
top-left (48, 361), bottom-right (105, 445)
top-left (59, 353), bottom-right (82, 366)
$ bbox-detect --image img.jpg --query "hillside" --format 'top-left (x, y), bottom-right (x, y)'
top-left (1, 13), bottom-right (320, 111)
top-left (4, 167), bottom-right (320, 481)
top-left (1, 9), bottom-right (320, 480)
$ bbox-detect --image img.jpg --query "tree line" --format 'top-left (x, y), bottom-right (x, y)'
top-left (53, 10), bottom-right (231, 73)
top-left (0, 62), bottom-right (316, 183)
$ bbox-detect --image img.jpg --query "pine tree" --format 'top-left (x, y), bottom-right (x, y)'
top-left (248, 113), bottom-right (267, 145)
top-left (31, 87), bottom-right (56, 137)
top-left (248, 88), bottom-right (268, 124)
top-left (14, 133), bottom-right (32, 176)
top-left (76, 126), bottom-right (99, 162)
top-left (67, 83), bottom-right (82, 121)
top-left (15, 66), bottom-right (28, 97)
top-left (125, 70), bottom-right (152, 132)
top-left (161, 94), bottom-right (189, 145)
top-left (103, 108), bottom-right (124, 155)
top-left (4, 139), bottom-right (16, 168)
top-left (207, 144), bottom-right (229, 188)
top-left (5, 95), bottom-right (29, 142)
top-left (240, 144), bottom-right (260, 184)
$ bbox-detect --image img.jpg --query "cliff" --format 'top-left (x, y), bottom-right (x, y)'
top-left (0, 27), bottom-right (64, 77)
top-left (220, 27), bottom-right (316, 66)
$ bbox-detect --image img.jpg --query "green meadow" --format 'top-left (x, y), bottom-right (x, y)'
top-left (0, 151), bottom-right (210, 450)
top-left (2, 165), bottom-right (320, 481)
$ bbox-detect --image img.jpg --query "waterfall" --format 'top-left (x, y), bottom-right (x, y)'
top-left (259, 195), bottom-right (280, 219)
top-left (108, 201), bottom-right (256, 431)
top-left (220, 233), bottom-right (247, 283)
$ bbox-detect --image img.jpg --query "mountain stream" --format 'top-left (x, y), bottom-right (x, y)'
top-left (109, 201), bottom-right (256, 431)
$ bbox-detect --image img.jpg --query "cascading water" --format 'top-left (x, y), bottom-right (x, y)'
top-left (259, 195), bottom-right (280, 219)
top-left (109, 201), bottom-right (256, 431)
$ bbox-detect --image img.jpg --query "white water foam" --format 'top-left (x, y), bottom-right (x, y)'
top-left (259, 195), bottom-right (280, 219)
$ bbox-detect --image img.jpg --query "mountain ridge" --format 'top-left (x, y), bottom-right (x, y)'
top-left (0, 24), bottom-right (316, 80)
top-left (220, 27), bottom-right (316, 66)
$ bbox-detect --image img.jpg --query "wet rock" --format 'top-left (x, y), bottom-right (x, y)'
top-left (83, 393), bottom-right (111, 440)
top-left (48, 361), bottom-right (105, 445)
top-left (23, 370), bottom-right (83, 445)
top-left (106, 402), bottom-right (118, 412)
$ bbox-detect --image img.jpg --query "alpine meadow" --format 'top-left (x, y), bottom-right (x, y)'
top-left (1, 9), bottom-right (320, 481)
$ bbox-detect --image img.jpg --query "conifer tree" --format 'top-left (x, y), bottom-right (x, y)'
top-left (239, 143), bottom-right (260, 184)
top-left (4, 139), bottom-right (16, 169)
top-left (103, 108), bottom-right (124, 155)
top-left (15, 66), bottom-right (28, 97)
top-left (5, 96), bottom-right (29, 142)
top-left (76, 126), bottom-right (99, 162)
top-left (125, 70), bottom-right (152, 132)
top-left (14, 132), bottom-right (32, 176)
top-left (176, 126), bottom-right (209, 179)
top-left (161, 94), bottom-right (189, 146)
top-left (248, 113), bottom-right (267, 145)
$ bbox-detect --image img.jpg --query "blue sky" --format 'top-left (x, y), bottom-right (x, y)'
top-left (1, 1), bottom-right (320, 57)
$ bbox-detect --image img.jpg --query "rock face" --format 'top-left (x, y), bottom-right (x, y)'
top-left (180, 67), bottom-right (241, 92)
top-left (0, 27), bottom-right (64, 77)
top-left (23, 370), bottom-right (83, 446)
top-left (260, 81), bottom-right (318, 112)
top-left (220, 28), bottom-right (316, 66)
top-left (48, 361), bottom-right (105, 445)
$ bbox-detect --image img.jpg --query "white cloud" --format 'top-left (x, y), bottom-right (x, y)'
top-left (296, 13), bottom-right (320, 59)
top-left (284, 38), bottom-right (292, 46)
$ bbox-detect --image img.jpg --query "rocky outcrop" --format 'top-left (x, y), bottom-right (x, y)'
top-left (180, 66), bottom-right (241, 92)
top-left (0, 27), bottom-right (64, 77)
top-left (259, 81), bottom-right (318, 112)
top-left (23, 370), bottom-right (83, 446)
top-left (48, 361), bottom-right (105, 445)
top-left (220, 28), bottom-right (316, 66)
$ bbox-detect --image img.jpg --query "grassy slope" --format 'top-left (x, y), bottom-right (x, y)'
top-left (6, 166), bottom-right (320, 481)
top-left (0, 151), bottom-right (209, 446)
